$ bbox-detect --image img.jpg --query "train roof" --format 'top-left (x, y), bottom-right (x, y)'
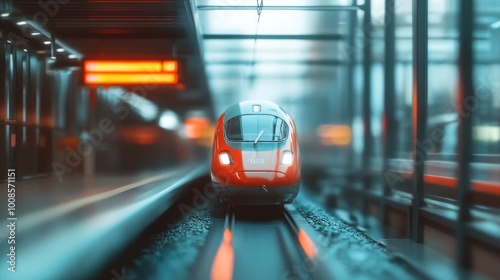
top-left (223, 100), bottom-right (289, 122)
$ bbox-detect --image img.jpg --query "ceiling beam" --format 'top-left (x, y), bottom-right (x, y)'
top-left (197, 5), bottom-right (360, 11)
top-left (205, 59), bottom-right (347, 66)
top-left (203, 34), bottom-right (346, 40)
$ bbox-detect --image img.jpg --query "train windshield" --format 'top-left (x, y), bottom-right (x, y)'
top-left (225, 115), bottom-right (289, 142)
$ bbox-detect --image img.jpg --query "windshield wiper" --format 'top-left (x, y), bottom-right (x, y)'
top-left (254, 130), bottom-right (264, 146)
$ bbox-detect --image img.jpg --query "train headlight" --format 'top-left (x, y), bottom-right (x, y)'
top-left (281, 151), bottom-right (293, 165)
top-left (219, 152), bottom-right (232, 165)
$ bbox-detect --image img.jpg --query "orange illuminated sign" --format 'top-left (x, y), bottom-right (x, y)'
top-left (163, 61), bottom-right (178, 72)
top-left (85, 73), bottom-right (177, 85)
top-left (84, 60), bottom-right (179, 85)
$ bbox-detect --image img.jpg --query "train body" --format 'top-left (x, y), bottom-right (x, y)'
top-left (211, 101), bottom-right (301, 205)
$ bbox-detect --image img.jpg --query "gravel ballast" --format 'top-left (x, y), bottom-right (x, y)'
top-left (294, 195), bottom-right (419, 280)
top-left (125, 210), bottom-right (213, 280)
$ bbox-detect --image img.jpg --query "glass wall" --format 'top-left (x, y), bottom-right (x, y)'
top-left (420, 0), bottom-right (500, 205)
top-left (472, 0), bottom-right (500, 188)
top-left (423, 0), bottom-right (460, 199)
top-left (389, 0), bottom-right (414, 193)
top-left (384, 0), bottom-right (500, 207)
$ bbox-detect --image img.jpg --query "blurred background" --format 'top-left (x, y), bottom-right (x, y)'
top-left (0, 0), bottom-right (499, 279)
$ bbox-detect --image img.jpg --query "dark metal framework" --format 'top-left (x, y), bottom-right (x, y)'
top-left (362, 0), bottom-right (372, 190)
top-left (203, 34), bottom-right (346, 40)
top-left (411, 0), bottom-right (428, 243)
top-left (197, 5), bottom-right (360, 11)
top-left (456, 0), bottom-right (474, 268)
top-left (383, 0), bottom-right (396, 194)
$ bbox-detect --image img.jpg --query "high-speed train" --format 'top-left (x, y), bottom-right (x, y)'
top-left (211, 101), bottom-right (301, 205)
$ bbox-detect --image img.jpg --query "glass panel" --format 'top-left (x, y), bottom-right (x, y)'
top-left (427, 0), bottom-right (459, 152)
top-left (425, 0), bottom-right (459, 190)
top-left (203, 39), bottom-right (349, 62)
top-left (225, 115), bottom-right (288, 141)
top-left (386, 0), bottom-right (413, 192)
top-left (472, 0), bottom-right (500, 185)
top-left (199, 10), bottom-right (350, 35)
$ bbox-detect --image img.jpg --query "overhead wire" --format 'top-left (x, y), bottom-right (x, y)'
top-left (248, 0), bottom-right (264, 89)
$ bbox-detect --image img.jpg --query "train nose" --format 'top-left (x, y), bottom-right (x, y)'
top-left (225, 171), bottom-right (290, 188)
top-left (240, 151), bottom-right (280, 171)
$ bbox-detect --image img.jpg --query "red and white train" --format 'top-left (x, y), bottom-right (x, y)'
top-left (211, 101), bottom-right (301, 205)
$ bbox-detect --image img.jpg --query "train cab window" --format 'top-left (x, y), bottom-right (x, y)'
top-left (225, 115), bottom-right (288, 142)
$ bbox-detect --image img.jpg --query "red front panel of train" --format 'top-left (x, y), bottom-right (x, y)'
top-left (211, 113), bottom-right (301, 187)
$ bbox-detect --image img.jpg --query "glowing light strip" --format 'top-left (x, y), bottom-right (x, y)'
top-left (298, 229), bottom-right (318, 259)
top-left (210, 229), bottom-right (234, 280)
top-left (163, 61), bottom-right (178, 72)
top-left (84, 60), bottom-right (178, 73)
top-left (84, 73), bottom-right (178, 85)
top-left (424, 174), bottom-right (500, 195)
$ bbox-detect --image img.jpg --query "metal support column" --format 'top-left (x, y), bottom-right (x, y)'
top-left (411, 0), bottom-right (428, 243)
top-left (362, 0), bottom-right (372, 187)
top-left (383, 0), bottom-right (396, 191)
top-left (0, 41), bottom-right (6, 118)
top-left (0, 41), bottom-right (6, 181)
top-left (346, 0), bottom-right (357, 171)
top-left (456, 0), bottom-right (474, 268)
top-left (382, 0), bottom-right (397, 226)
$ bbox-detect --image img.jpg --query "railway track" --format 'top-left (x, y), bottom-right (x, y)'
top-left (101, 190), bottom-right (423, 280)
top-left (194, 204), bottom-right (333, 280)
